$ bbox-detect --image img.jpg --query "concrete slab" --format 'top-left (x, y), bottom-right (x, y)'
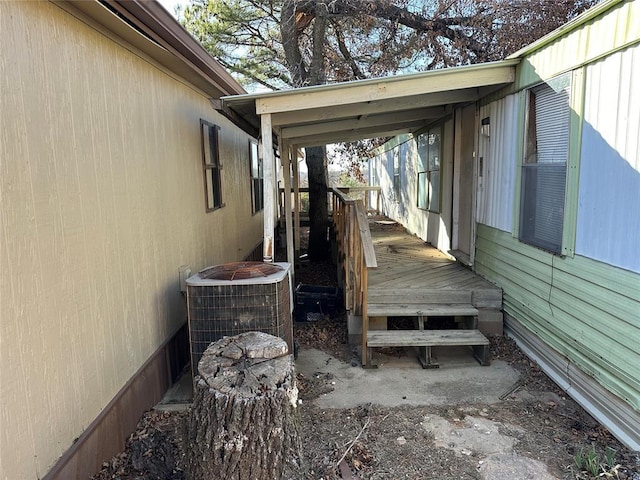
top-left (155, 347), bottom-right (555, 478)
top-left (295, 348), bottom-right (521, 409)
top-left (154, 370), bottom-right (193, 412)
top-left (423, 414), bottom-right (519, 456)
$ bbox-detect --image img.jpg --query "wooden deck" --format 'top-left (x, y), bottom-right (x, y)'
top-left (362, 220), bottom-right (502, 367)
top-left (329, 190), bottom-right (502, 367)
top-left (367, 221), bottom-right (502, 313)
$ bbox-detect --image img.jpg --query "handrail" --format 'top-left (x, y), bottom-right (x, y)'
top-left (353, 200), bottom-right (377, 269)
top-left (335, 186), bottom-right (381, 215)
top-left (330, 187), bottom-right (378, 366)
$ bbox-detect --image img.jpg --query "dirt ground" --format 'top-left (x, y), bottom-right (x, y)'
top-left (92, 245), bottom-right (639, 480)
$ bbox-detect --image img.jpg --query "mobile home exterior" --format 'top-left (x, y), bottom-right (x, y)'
top-left (370, 0), bottom-right (640, 449)
top-left (1, 1), bottom-right (263, 478)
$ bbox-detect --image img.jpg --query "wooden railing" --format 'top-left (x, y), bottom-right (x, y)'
top-left (278, 186), bottom-right (381, 217)
top-left (335, 186), bottom-right (381, 216)
top-left (279, 187), bottom-right (310, 218)
top-left (331, 188), bottom-right (378, 366)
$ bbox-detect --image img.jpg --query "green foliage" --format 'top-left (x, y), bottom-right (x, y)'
top-left (571, 445), bottom-right (621, 479)
top-left (299, 192), bottom-right (310, 213)
top-left (337, 172), bottom-right (365, 188)
top-left (181, 0), bottom-right (291, 90)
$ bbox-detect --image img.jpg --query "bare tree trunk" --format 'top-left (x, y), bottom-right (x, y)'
top-left (306, 145), bottom-right (329, 260)
top-left (187, 332), bottom-right (301, 480)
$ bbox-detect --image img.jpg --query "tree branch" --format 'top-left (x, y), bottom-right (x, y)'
top-left (332, 21), bottom-right (366, 80)
top-left (292, 0), bottom-right (488, 60)
top-left (281, 0), bottom-right (309, 86)
top-left (309, 1), bottom-right (328, 84)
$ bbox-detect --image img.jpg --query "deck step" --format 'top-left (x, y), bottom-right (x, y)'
top-left (366, 329), bottom-right (490, 367)
top-left (367, 329), bottom-right (489, 347)
top-left (367, 303), bottom-right (479, 318)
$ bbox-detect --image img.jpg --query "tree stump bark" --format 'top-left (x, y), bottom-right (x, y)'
top-left (187, 331), bottom-right (301, 480)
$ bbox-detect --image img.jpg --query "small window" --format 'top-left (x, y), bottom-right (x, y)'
top-left (417, 126), bottom-right (441, 212)
top-left (519, 75), bottom-right (571, 253)
top-left (249, 139), bottom-right (263, 214)
top-left (393, 149), bottom-right (401, 199)
top-left (201, 120), bottom-right (223, 212)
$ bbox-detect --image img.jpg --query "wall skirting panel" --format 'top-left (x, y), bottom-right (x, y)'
top-left (506, 315), bottom-right (640, 450)
top-left (42, 323), bottom-right (189, 480)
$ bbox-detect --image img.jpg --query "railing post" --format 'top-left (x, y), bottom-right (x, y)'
top-left (361, 264), bottom-right (369, 367)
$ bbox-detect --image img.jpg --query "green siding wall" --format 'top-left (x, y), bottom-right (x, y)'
top-left (475, 224), bottom-right (640, 412)
top-left (515, 0), bottom-right (639, 90)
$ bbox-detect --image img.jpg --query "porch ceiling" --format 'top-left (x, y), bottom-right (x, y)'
top-left (221, 59), bottom-right (519, 147)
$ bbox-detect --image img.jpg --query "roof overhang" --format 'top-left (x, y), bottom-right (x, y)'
top-left (222, 59), bottom-right (519, 147)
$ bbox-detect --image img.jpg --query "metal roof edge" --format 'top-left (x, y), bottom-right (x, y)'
top-left (58, 0), bottom-right (246, 97)
top-left (221, 59), bottom-right (520, 104)
top-left (506, 0), bottom-right (626, 59)
top-left (113, 1), bottom-right (246, 96)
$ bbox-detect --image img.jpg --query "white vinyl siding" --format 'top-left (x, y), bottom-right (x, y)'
top-left (576, 44), bottom-right (640, 273)
top-left (476, 95), bottom-right (518, 232)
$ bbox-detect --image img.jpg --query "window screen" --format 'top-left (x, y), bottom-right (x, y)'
top-left (519, 76), bottom-right (571, 253)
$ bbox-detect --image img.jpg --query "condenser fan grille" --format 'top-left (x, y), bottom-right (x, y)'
top-left (199, 261), bottom-right (283, 281)
top-left (186, 262), bottom-right (292, 383)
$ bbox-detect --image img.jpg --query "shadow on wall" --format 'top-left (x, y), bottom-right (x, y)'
top-left (576, 121), bottom-right (640, 273)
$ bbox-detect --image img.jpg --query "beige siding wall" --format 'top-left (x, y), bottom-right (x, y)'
top-left (0, 2), bottom-right (261, 478)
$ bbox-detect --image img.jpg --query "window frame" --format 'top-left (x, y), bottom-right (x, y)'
top-left (416, 125), bottom-right (442, 213)
top-left (518, 75), bottom-right (572, 254)
top-left (249, 138), bottom-right (263, 215)
top-left (392, 149), bottom-right (401, 200)
top-left (200, 120), bottom-right (224, 212)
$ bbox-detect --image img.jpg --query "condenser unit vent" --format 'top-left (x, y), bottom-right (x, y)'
top-left (186, 262), bottom-right (292, 375)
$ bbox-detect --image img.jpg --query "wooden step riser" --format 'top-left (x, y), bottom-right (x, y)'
top-left (368, 290), bottom-right (472, 305)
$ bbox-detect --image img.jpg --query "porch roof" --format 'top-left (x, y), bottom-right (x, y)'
top-left (221, 59), bottom-right (519, 147)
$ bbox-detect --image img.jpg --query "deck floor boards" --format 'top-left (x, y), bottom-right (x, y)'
top-left (367, 221), bottom-right (501, 311)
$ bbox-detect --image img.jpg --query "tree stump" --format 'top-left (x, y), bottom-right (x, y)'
top-left (187, 331), bottom-right (301, 480)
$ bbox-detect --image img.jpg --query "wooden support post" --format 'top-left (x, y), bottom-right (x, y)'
top-left (292, 147), bottom-right (301, 258)
top-left (281, 140), bottom-right (295, 274)
top-left (261, 113), bottom-right (275, 262)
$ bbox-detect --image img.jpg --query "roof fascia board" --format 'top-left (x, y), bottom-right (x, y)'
top-left (255, 62), bottom-right (517, 115)
top-left (222, 59), bottom-right (518, 106)
top-left (506, 0), bottom-right (625, 59)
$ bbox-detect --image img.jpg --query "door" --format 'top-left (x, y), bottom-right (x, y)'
top-left (452, 104), bottom-right (476, 265)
